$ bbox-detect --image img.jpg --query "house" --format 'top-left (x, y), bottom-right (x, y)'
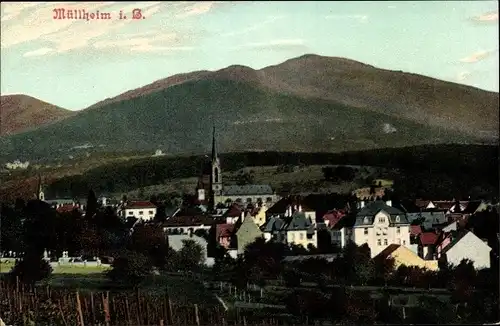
top-left (215, 224), bottom-right (235, 249)
top-left (120, 201), bottom-right (157, 221)
top-left (375, 244), bottom-right (439, 271)
top-left (262, 216), bottom-right (286, 242)
top-left (329, 213), bottom-right (355, 249)
top-left (55, 203), bottom-right (84, 215)
top-left (284, 211), bottom-right (317, 248)
top-left (409, 225), bottom-right (422, 244)
top-left (261, 211), bottom-right (318, 248)
top-left (418, 232), bottom-right (439, 260)
top-left (168, 234), bottom-right (215, 267)
top-left (352, 200), bottom-right (411, 257)
top-left (251, 204), bottom-right (268, 227)
top-left (439, 231), bottom-right (492, 270)
top-left (235, 212), bottom-right (263, 254)
top-left (162, 215), bottom-right (219, 235)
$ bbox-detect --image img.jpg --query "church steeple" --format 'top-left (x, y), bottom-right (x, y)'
top-left (211, 125), bottom-right (217, 162)
top-left (36, 174), bottom-right (45, 201)
top-left (210, 126), bottom-right (222, 208)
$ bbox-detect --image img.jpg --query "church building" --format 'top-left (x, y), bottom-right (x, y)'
top-left (195, 127), bottom-right (280, 210)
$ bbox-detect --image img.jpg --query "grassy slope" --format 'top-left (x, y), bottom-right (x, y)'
top-left (0, 80), bottom-right (481, 162)
top-left (0, 94), bottom-right (75, 136)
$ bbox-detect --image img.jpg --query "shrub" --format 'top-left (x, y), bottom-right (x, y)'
top-left (106, 250), bottom-right (153, 287)
top-left (9, 254), bottom-right (52, 285)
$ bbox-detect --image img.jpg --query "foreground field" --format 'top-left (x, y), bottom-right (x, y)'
top-left (0, 261), bottom-right (110, 274)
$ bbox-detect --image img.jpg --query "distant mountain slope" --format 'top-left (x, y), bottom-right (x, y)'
top-left (86, 54), bottom-right (499, 139)
top-left (0, 95), bottom-right (75, 136)
top-left (0, 79), bottom-right (487, 162)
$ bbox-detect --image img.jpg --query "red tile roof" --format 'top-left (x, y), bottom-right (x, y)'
top-left (216, 224), bottom-right (235, 238)
top-left (323, 209), bottom-right (346, 228)
top-left (56, 204), bottom-right (82, 213)
top-left (126, 201), bottom-right (156, 209)
top-left (225, 204), bottom-right (242, 218)
top-left (410, 225), bottom-right (422, 236)
top-left (419, 232), bottom-right (439, 245)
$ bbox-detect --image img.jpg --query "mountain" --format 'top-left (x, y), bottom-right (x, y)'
top-left (87, 54), bottom-right (500, 139)
top-left (0, 95), bottom-right (75, 136)
top-left (0, 55), bottom-right (498, 162)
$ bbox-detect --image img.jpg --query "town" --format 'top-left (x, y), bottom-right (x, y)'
top-left (1, 128), bottom-right (499, 325)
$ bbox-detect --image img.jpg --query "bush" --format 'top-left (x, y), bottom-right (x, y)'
top-left (9, 254), bottom-right (52, 285)
top-left (106, 250), bottom-right (153, 287)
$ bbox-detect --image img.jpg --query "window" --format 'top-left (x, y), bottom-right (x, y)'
top-left (139, 211), bottom-right (144, 215)
top-left (384, 239), bottom-right (388, 245)
top-left (379, 217), bottom-right (385, 223)
top-left (364, 228), bottom-right (368, 235)
top-left (236, 198), bottom-right (242, 203)
top-left (377, 239), bottom-right (382, 246)
top-left (396, 227), bottom-right (401, 234)
top-left (128, 211), bottom-right (133, 215)
top-left (403, 240), bottom-right (406, 245)
top-left (246, 198), bottom-right (252, 203)
top-left (149, 210), bottom-right (154, 215)
top-left (266, 197), bottom-right (273, 202)
top-left (363, 217), bottom-right (369, 223)
top-left (395, 216), bottom-right (400, 222)
top-left (300, 233), bottom-right (304, 240)
top-left (214, 167), bottom-right (219, 183)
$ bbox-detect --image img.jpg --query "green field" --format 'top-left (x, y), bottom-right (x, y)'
top-left (0, 261), bottom-right (110, 274)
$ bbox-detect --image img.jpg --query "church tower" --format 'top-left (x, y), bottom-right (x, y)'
top-left (210, 126), bottom-right (222, 203)
top-left (36, 174), bottom-right (45, 201)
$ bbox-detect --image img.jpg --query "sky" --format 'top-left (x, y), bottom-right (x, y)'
top-left (1, 1), bottom-right (498, 110)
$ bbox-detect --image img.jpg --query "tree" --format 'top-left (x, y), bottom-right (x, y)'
top-left (9, 254), bottom-right (52, 286)
top-left (85, 189), bottom-right (98, 220)
top-left (373, 256), bottom-right (395, 286)
top-left (177, 239), bottom-right (204, 271)
top-left (106, 251), bottom-right (153, 287)
top-left (128, 224), bottom-right (170, 268)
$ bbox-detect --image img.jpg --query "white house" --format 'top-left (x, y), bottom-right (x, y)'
top-left (352, 200), bottom-right (411, 257)
top-left (120, 201), bottom-right (157, 221)
top-left (439, 231), bottom-right (492, 270)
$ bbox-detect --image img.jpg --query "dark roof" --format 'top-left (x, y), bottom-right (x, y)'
top-left (355, 201), bottom-right (408, 226)
top-left (266, 193), bottom-right (349, 218)
top-left (262, 216), bottom-right (285, 232)
top-left (331, 213), bottom-right (356, 230)
top-left (285, 212), bottom-right (312, 231)
top-left (163, 215), bottom-right (219, 227)
top-left (222, 185), bottom-right (273, 196)
top-left (462, 201), bottom-right (482, 214)
top-left (357, 200), bottom-right (404, 216)
top-left (224, 204), bottom-right (243, 218)
top-left (374, 244), bottom-right (401, 259)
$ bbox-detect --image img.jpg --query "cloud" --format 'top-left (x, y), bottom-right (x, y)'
top-left (221, 15), bottom-right (284, 37)
top-left (325, 14), bottom-right (368, 23)
top-left (470, 11), bottom-right (498, 22)
top-left (23, 47), bottom-right (54, 57)
top-left (92, 31), bottom-right (195, 53)
top-left (2, 2), bottom-right (217, 56)
top-left (456, 71), bottom-right (471, 82)
top-left (459, 50), bottom-right (497, 63)
top-left (175, 2), bottom-right (218, 19)
top-left (234, 39), bottom-right (308, 52)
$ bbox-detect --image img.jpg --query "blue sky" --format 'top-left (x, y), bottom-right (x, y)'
top-left (1, 1), bottom-right (498, 110)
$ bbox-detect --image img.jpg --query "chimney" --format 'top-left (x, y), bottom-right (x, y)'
top-left (386, 200), bottom-right (392, 207)
top-left (360, 201), bottom-right (365, 209)
top-left (102, 197), bottom-right (107, 206)
top-left (298, 205), bottom-right (302, 212)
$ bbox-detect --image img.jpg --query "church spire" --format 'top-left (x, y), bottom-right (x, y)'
top-left (211, 125), bottom-right (217, 162)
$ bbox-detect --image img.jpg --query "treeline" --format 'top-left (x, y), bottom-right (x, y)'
top-left (46, 144), bottom-right (498, 199)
